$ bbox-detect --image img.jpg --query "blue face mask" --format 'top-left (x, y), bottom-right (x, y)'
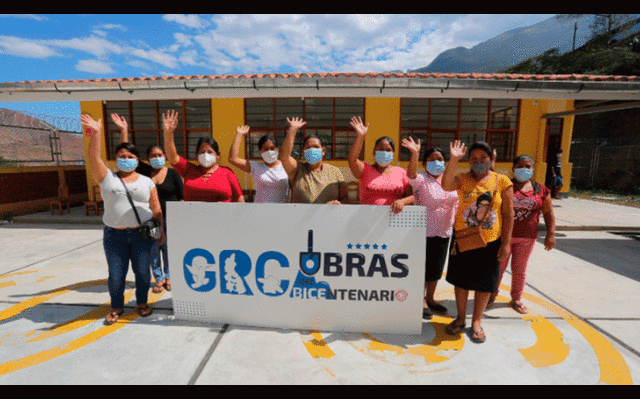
top-left (470, 161), bottom-right (491, 175)
top-left (117, 158), bottom-right (138, 173)
top-left (303, 148), bottom-right (323, 165)
top-left (149, 157), bottom-right (166, 169)
top-left (375, 151), bottom-right (394, 167)
top-left (513, 167), bottom-right (534, 182)
top-left (426, 160), bottom-right (446, 176)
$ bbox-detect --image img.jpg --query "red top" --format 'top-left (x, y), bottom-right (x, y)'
top-left (512, 183), bottom-right (550, 239)
top-left (358, 163), bottom-right (410, 206)
top-left (173, 156), bottom-right (242, 202)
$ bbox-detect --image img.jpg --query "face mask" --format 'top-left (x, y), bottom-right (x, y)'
top-left (261, 150), bottom-right (279, 164)
top-left (470, 161), bottom-right (491, 175)
top-left (149, 157), bottom-right (166, 169)
top-left (375, 151), bottom-right (394, 167)
top-left (117, 158), bottom-right (138, 173)
top-left (426, 160), bottom-right (446, 176)
top-left (513, 168), bottom-right (534, 182)
top-left (303, 148), bottom-right (323, 165)
top-left (198, 153), bottom-right (217, 168)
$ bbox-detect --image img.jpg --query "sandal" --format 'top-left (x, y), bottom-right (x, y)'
top-left (427, 301), bottom-right (448, 314)
top-left (470, 327), bottom-right (486, 343)
top-left (511, 301), bottom-right (528, 314)
top-left (445, 320), bottom-right (466, 336)
top-left (105, 309), bottom-right (123, 325)
top-left (138, 303), bottom-right (153, 317)
top-left (164, 280), bottom-right (172, 292)
top-left (152, 281), bottom-right (164, 293)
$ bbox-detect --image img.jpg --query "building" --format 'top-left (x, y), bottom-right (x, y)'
top-left (2, 72), bottom-right (640, 200)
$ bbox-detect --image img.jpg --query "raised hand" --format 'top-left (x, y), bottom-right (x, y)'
top-left (350, 116), bottom-right (368, 137)
top-left (449, 140), bottom-right (467, 160)
top-left (236, 125), bottom-right (250, 135)
top-left (162, 110), bottom-right (179, 133)
top-left (110, 113), bottom-right (128, 130)
top-left (80, 114), bottom-right (103, 133)
top-left (401, 136), bottom-right (421, 154)
top-left (286, 117), bottom-right (306, 130)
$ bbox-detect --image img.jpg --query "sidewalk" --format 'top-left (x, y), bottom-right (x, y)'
top-left (1, 198), bottom-right (639, 384)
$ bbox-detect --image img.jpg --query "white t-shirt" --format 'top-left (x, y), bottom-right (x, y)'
top-left (249, 160), bottom-right (290, 203)
top-left (99, 171), bottom-right (156, 228)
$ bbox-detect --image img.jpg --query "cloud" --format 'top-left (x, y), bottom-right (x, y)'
top-left (0, 14), bottom-right (48, 21)
top-left (163, 14), bottom-right (207, 29)
top-left (76, 59), bottom-right (114, 74)
top-left (0, 35), bottom-right (58, 58)
top-left (47, 36), bottom-right (124, 59)
top-left (129, 47), bottom-right (179, 69)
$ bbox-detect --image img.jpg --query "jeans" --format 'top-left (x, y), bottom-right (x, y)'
top-left (151, 217), bottom-right (170, 282)
top-left (103, 226), bottom-right (154, 309)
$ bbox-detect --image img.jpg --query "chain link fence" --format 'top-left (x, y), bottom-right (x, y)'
top-left (570, 140), bottom-right (640, 192)
top-left (0, 108), bottom-right (84, 167)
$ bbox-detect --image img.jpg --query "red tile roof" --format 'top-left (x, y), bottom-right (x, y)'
top-left (18, 71), bottom-right (640, 84)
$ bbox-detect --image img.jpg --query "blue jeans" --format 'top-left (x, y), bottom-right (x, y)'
top-left (151, 217), bottom-right (170, 282)
top-left (103, 226), bottom-right (154, 309)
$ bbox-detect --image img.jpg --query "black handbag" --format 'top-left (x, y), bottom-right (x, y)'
top-left (116, 173), bottom-right (162, 241)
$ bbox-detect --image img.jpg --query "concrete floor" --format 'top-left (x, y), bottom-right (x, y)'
top-left (1, 198), bottom-right (639, 384)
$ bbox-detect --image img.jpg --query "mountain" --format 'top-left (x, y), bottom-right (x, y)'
top-left (410, 15), bottom-right (594, 73)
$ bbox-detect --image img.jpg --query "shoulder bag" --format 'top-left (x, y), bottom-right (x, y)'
top-left (453, 172), bottom-right (499, 254)
top-left (116, 173), bottom-right (162, 241)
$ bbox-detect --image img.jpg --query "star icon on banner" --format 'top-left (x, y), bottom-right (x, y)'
top-left (347, 243), bottom-right (353, 249)
top-left (346, 242), bottom-right (387, 250)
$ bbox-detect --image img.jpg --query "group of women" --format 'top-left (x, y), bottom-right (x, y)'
top-left (82, 110), bottom-right (556, 342)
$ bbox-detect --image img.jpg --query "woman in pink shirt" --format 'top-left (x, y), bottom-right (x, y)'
top-left (162, 110), bottom-right (244, 203)
top-left (348, 116), bottom-right (413, 212)
top-left (402, 136), bottom-right (459, 319)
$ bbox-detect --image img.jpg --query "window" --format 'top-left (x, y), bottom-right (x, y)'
top-left (244, 97), bottom-right (364, 160)
top-left (399, 98), bottom-right (519, 162)
top-left (103, 99), bottom-right (212, 160)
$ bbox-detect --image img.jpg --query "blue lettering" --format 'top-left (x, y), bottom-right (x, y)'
top-left (219, 250), bottom-right (253, 296)
top-left (255, 251), bottom-right (290, 297)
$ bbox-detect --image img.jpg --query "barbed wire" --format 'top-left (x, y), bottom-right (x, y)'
top-left (0, 108), bottom-right (81, 132)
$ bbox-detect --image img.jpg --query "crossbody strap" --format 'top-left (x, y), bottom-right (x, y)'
top-left (115, 172), bottom-right (143, 227)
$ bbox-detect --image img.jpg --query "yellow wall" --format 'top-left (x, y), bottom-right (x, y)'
top-left (79, 96), bottom-right (576, 193)
top-left (80, 101), bottom-right (106, 200)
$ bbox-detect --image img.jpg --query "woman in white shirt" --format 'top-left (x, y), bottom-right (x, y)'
top-left (228, 125), bottom-right (290, 203)
top-left (81, 114), bottom-right (164, 325)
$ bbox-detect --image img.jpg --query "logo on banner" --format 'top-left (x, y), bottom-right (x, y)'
top-left (182, 229), bottom-right (409, 302)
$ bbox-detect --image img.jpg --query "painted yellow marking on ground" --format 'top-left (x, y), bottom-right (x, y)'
top-left (301, 331), bottom-right (336, 359)
top-left (0, 281), bottom-right (164, 376)
top-left (518, 315), bottom-right (569, 368)
top-left (0, 279), bottom-right (107, 323)
top-left (0, 271), bottom-right (38, 290)
top-left (521, 291), bottom-right (632, 385)
top-left (358, 315), bottom-right (464, 366)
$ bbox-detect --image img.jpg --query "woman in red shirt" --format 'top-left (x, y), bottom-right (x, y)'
top-left (162, 110), bottom-right (244, 203)
top-left (489, 154), bottom-right (556, 314)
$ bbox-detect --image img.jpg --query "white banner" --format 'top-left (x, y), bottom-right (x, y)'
top-left (167, 202), bottom-right (426, 334)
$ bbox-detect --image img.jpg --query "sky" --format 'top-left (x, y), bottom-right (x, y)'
top-left (0, 14), bottom-right (556, 126)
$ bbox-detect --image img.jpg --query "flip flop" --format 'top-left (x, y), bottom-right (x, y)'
top-left (445, 320), bottom-right (466, 335)
top-left (152, 282), bottom-right (164, 293)
top-left (511, 301), bottom-right (528, 314)
top-left (138, 304), bottom-right (153, 317)
top-left (427, 301), bottom-right (448, 314)
top-left (104, 309), bottom-right (123, 325)
top-left (470, 327), bottom-right (486, 343)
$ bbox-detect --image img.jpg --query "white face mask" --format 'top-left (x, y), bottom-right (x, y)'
top-left (261, 150), bottom-right (279, 164)
top-left (198, 152), bottom-right (217, 168)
